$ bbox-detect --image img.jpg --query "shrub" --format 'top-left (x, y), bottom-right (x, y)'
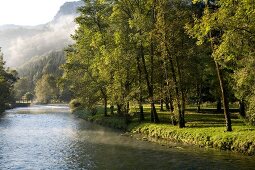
top-left (69, 99), bottom-right (81, 110)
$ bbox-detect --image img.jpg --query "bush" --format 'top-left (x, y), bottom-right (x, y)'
top-left (69, 99), bottom-right (81, 110)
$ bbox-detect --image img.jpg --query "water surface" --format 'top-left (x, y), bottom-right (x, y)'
top-left (0, 105), bottom-right (254, 169)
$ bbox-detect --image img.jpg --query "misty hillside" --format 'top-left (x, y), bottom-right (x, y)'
top-left (14, 50), bottom-right (72, 102)
top-left (0, 0), bottom-right (83, 67)
top-left (18, 50), bottom-right (66, 82)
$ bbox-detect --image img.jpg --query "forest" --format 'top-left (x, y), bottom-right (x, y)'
top-left (61, 0), bottom-right (255, 132)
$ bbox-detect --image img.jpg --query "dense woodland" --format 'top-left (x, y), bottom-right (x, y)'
top-left (62, 0), bottom-right (255, 132)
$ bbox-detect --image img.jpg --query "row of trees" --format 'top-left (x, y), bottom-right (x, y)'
top-left (0, 48), bottom-right (17, 112)
top-left (63, 0), bottom-right (255, 131)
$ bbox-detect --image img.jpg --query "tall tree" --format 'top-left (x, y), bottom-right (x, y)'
top-left (0, 48), bottom-right (17, 111)
top-left (63, 0), bottom-right (113, 116)
top-left (35, 74), bottom-right (58, 103)
top-left (187, 0), bottom-right (233, 131)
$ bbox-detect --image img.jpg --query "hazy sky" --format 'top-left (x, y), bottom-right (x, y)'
top-left (0, 0), bottom-right (79, 26)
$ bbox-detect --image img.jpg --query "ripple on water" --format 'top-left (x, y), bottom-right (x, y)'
top-left (0, 105), bottom-right (255, 170)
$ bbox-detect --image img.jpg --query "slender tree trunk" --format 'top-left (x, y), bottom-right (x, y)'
top-left (168, 52), bottom-right (183, 128)
top-left (208, 28), bottom-right (232, 131)
top-left (103, 95), bottom-right (107, 117)
top-left (140, 44), bottom-right (159, 123)
top-left (176, 56), bottom-right (185, 128)
top-left (160, 72), bottom-right (164, 112)
top-left (239, 99), bottom-right (246, 118)
top-left (139, 104), bottom-right (144, 122)
top-left (149, 42), bottom-right (158, 122)
top-left (197, 102), bottom-right (201, 113)
top-left (126, 102), bottom-right (130, 114)
top-left (110, 105), bottom-right (114, 115)
top-left (169, 95), bottom-right (174, 112)
top-left (160, 99), bottom-right (164, 111)
top-left (180, 91), bottom-right (186, 127)
top-left (100, 88), bottom-right (108, 117)
top-left (117, 104), bottom-right (122, 116)
top-left (139, 97), bottom-right (144, 122)
top-left (197, 82), bottom-right (202, 113)
top-left (217, 98), bottom-right (222, 113)
top-left (140, 1), bottom-right (159, 123)
top-left (136, 49), bottom-right (145, 122)
top-left (215, 61), bottom-right (232, 131)
top-left (165, 97), bottom-right (170, 111)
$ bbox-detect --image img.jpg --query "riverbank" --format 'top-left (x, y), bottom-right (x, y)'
top-left (73, 107), bottom-right (255, 156)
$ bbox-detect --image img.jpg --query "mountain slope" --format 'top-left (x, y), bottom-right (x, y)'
top-left (0, 1), bottom-right (83, 67)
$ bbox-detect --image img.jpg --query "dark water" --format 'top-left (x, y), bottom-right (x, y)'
top-left (0, 105), bottom-right (254, 170)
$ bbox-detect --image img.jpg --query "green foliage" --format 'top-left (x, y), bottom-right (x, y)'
top-left (62, 0), bottom-right (255, 130)
top-left (35, 74), bottom-right (58, 104)
top-left (13, 77), bottom-right (31, 100)
top-left (0, 48), bottom-right (17, 111)
top-left (14, 50), bottom-right (72, 103)
top-left (24, 92), bottom-right (34, 101)
top-left (69, 99), bottom-right (82, 110)
top-left (188, 0), bottom-right (255, 123)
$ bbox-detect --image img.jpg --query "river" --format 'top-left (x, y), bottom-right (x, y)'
top-left (0, 105), bottom-right (254, 170)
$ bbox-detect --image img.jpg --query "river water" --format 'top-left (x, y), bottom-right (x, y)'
top-left (0, 105), bottom-right (254, 170)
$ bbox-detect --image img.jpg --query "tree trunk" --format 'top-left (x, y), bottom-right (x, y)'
top-left (197, 103), bottom-right (201, 113)
top-left (103, 95), bottom-right (107, 117)
top-left (239, 100), bottom-right (246, 118)
top-left (139, 104), bottom-right (144, 122)
top-left (124, 102), bottom-right (130, 124)
top-left (160, 71), bottom-right (164, 112)
top-left (136, 48), bottom-right (145, 122)
top-left (197, 82), bottom-right (202, 113)
top-left (180, 91), bottom-right (185, 127)
top-left (126, 102), bottom-right (130, 114)
top-left (117, 104), bottom-right (122, 116)
top-left (176, 55), bottom-right (185, 128)
top-left (169, 95), bottom-right (174, 112)
top-left (110, 105), bottom-right (114, 115)
top-left (165, 97), bottom-right (170, 111)
top-left (168, 54), bottom-right (183, 128)
top-left (140, 43), bottom-right (159, 123)
top-left (139, 98), bottom-right (145, 122)
top-left (215, 61), bottom-right (232, 131)
top-left (138, 2), bottom-right (159, 123)
top-left (217, 98), bottom-right (222, 113)
top-left (160, 99), bottom-right (164, 111)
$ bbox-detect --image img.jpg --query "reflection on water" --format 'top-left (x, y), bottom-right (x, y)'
top-left (0, 105), bottom-right (254, 169)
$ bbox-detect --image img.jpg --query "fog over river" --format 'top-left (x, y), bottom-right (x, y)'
top-left (0, 105), bottom-right (254, 169)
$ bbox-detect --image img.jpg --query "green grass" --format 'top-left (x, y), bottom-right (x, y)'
top-left (73, 104), bottom-right (255, 155)
top-left (129, 123), bottom-right (255, 154)
top-left (74, 108), bottom-right (127, 130)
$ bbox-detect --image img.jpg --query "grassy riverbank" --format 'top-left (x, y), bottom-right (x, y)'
top-left (73, 105), bottom-right (255, 156)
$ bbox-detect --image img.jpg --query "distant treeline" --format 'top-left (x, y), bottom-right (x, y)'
top-left (14, 50), bottom-right (72, 104)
